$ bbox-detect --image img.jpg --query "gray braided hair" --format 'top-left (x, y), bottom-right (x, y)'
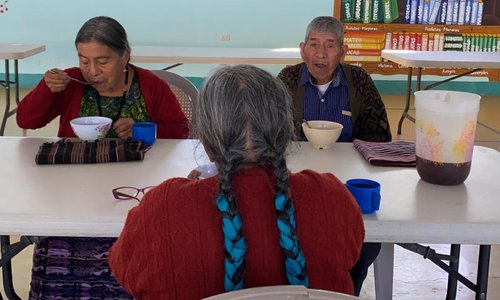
top-left (305, 16), bottom-right (344, 46)
top-left (193, 64), bottom-right (294, 177)
top-left (193, 65), bottom-right (308, 290)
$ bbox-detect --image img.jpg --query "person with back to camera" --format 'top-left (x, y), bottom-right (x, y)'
top-left (17, 16), bottom-right (188, 299)
top-left (108, 65), bottom-right (365, 299)
top-left (277, 16), bottom-right (392, 296)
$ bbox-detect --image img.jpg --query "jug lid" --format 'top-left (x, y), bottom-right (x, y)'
top-left (414, 90), bottom-right (480, 114)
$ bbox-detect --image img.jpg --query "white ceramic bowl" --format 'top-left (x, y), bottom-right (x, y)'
top-left (302, 120), bottom-right (343, 149)
top-left (70, 116), bottom-right (112, 141)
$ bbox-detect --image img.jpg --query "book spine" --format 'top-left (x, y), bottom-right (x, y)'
top-left (457, 0), bottom-right (466, 25)
top-left (354, 0), bottom-right (363, 22)
top-left (486, 34), bottom-right (492, 52)
top-left (434, 33), bottom-right (441, 51)
top-left (438, 33), bottom-right (445, 50)
top-left (404, 33), bottom-right (411, 50)
top-left (430, 0), bottom-right (435, 13)
top-left (362, 0), bottom-right (373, 23)
top-left (398, 32), bottom-right (405, 49)
top-left (345, 37), bottom-right (385, 43)
top-left (428, 33), bottom-right (435, 51)
top-left (429, 0), bottom-right (442, 24)
top-left (422, 0), bottom-right (431, 24)
top-left (409, 33), bottom-right (417, 50)
top-left (391, 32), bottom-right (399, 49)
top-left (445, 34), bottom-right (463, 42)
top-left (464, 0), bottom-right (472, 24)
top-left (470, 0), bottom-right (478, 25)
top-left (390, 0), bottom-right (399, 21)
top-left (383, 0), bottom-right (392, 23)
top-left (416, 33), bottom-right (423, 50)
top-left (452, 0), bottom-right (459, 24)
top-left (463, 34), bottom-right (471, 51)
top-left (345, 42), bottom-right (386, 50)
top-left (438, 0), bottom-right (448, 24)
top-left (345, 49), bottom-right (382, 56)
top-left (410, 0), bottom-right (419, 24)
top-left (446, 0), bottom-right (454, 24)
top-left (444, 42), bottom-right (463, 51)
top-left (422, 33), bottom-right (429, 50)
top-left (476, 0), bottom-right (483, 25)
top-left (471, 34), bottom-right (477, 51)
top-left (344, 55), bottom-right (382, 62)
top-left (417, 0), bottom-right (424, 23)
top-left (342, 0), bottom-right (355, 22)
top-left (384, 32), bottom-right (392, 49)
top-left (404, 0), bottom-right (412, 23)
top-left (371, 0), bottom-right (381, 22)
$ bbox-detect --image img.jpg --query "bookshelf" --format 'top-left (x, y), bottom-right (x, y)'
top-left (333, 0), bottom-right (500, 81)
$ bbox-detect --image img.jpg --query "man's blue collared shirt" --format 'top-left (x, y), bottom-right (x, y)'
top-left (300, 65), bottom-right (353, 142)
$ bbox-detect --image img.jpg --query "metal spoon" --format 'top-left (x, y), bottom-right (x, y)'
top-left (68, 76), bottom-right (91, 85)
top-left (49, 68), bottom-right (90, 85)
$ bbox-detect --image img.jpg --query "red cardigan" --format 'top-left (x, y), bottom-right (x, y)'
top-left (16, 65), bottom-right (189, 138)
top-left (109, 167), bottom-right (364, 299)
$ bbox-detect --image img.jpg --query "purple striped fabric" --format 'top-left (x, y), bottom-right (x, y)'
top-left (35, 139), bottom-right (147, 165)
top-left (353, 139), bottom-right (416, 167)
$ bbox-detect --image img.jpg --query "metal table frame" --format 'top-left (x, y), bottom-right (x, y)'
top-left (0, 43), bottom-right (46, 136)
top-left (380, 50), bottom-right (500, 135)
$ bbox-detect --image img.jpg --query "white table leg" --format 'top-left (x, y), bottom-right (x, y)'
top-left (374, 243), bottom-right (394, 300)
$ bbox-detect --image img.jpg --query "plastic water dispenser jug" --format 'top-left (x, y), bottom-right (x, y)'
top-left (414, 90), bottom-right (481, 185)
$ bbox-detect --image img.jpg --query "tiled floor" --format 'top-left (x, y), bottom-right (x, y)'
top-left (0, 89), bottom-right (499, 299)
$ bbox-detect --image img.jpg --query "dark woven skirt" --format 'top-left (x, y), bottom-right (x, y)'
top-left (29, 237), bottom-right (132, 300)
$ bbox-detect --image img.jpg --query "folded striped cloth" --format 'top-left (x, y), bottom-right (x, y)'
top-left (35, 139), bottom-right (148, 165)
top-left (353, 139), bottom-right (416, 167)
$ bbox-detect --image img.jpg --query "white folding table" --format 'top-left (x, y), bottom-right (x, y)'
top-left (0, 43), bottom-right (45, 136)
top-left (131, 46), bottom-right (302, 69)
top-left (381, 50), bottom-right (500, 135)
top-left (0, 137), bottom-right (498, 299)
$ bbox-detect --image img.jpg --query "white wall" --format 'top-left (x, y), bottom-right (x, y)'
top-left (0, 0), bottom-right (333, 77)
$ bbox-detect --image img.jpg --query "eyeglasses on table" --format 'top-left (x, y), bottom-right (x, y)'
top-left (112, 186), bottom-right (154, 202)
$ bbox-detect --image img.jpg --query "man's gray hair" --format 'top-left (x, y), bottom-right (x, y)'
top-left (304, 16), bottom-right (344, 45)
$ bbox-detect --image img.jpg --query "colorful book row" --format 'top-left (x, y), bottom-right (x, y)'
top-left (404, 0), bottom-right (484, 25)
top-left (343, 31), bottom-right (499, 63)
top-left (342, 0), bottom-right (399, 23)
top-left (384, 32), bottom-right (500, 52)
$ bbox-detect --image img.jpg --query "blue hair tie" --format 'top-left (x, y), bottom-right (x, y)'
top-left (216, 194), bottom-right (247, 292)
top-left (274, 193), bottom-right (309, 287)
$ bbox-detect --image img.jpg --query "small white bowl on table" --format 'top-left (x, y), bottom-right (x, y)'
top-left (302, 120), bottom-right (343, 150)
top-left (70, 116), bottom-right (112, 141)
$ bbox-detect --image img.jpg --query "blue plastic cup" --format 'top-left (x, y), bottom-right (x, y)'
top-left (132, 122), bottom-right (157, 146)
top-left (345, 179), bottom-right (381, 214)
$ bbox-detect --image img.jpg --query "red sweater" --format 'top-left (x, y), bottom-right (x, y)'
top-left (109, 167), bottom-right (364, 299)
top-left (16, 65), bottom-right (189, 138)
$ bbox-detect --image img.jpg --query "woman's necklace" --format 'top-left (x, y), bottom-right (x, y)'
top-left (95, 67), bottom-right (129, 122)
